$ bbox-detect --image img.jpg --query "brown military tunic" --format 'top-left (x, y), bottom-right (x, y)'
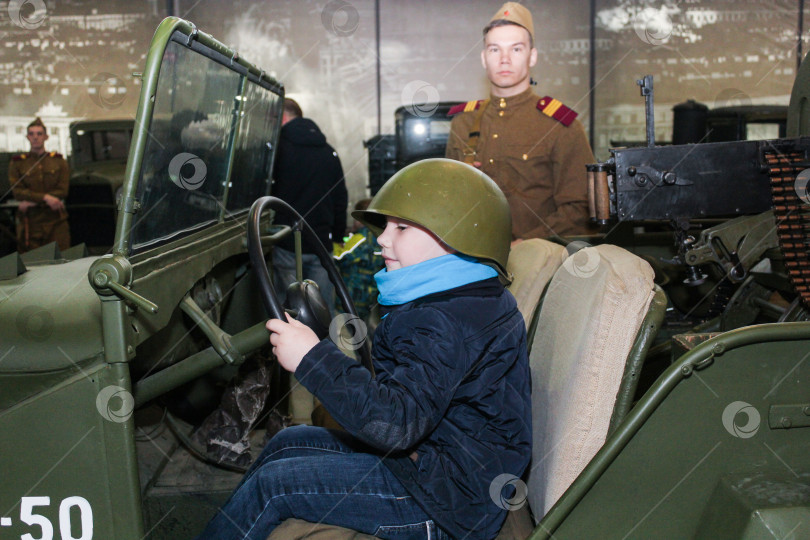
top-left (445, 88), bottom-right (595, 239)
top-left (8, 151), bottom-right (71, 252)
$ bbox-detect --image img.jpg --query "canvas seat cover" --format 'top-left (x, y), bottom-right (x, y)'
top-left (527, 244), bottom-right (655, 518)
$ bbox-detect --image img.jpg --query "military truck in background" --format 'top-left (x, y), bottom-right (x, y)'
top-left (365, 102), bottom-right (461, 195)
top-left (610, 101), bottom-right (788, 149)
top-left (67, 119), bottom-right (133, 251)
top-left (672, 100), bottom-right (788, 144)
top-left (0, 151), bottom-right (17, 255)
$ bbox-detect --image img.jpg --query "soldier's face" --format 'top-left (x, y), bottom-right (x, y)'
top-left (377, 217), bottom-right (452, 272)
top-left (481, 24), bottom-right (537, 97)
top-left (26, 126), bottom-right (48, 153)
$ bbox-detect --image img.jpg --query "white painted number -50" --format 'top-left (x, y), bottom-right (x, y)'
top-left (17, 496), bottom-right (93, 540)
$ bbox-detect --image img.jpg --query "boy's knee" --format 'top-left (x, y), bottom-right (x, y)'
top-left (265, 424), bottom-right (310, 448)
top-left (262, 424), bottom-right (328, 455)
top-left (278, 424), bottom-right (319, 441)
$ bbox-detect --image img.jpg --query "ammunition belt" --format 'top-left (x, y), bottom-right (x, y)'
top-left (765, 150), bottom-right (810, 307)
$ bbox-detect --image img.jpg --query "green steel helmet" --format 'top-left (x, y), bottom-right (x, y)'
top-left (353, 158), bottom-right (512, 278)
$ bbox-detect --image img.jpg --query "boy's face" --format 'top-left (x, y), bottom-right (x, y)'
top-left (377, 217), bottom-right (452, 271)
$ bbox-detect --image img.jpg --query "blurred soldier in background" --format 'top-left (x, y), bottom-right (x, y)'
top-left (9, 117), bottom-right (70, 253)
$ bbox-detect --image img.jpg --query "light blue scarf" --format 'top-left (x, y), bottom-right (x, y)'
top-left (374, 253), bottom-right (497, 306)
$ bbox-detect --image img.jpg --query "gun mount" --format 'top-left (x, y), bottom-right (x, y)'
top-left (589, 76), bottom-right (810, 314)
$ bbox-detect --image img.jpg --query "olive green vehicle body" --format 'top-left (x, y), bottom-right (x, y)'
top-left (533, 324), bottom-right (810, 539)
top-left (0, 17), bottom-right (282, 539)
top-left (0, 16), bottom-right (809, 540)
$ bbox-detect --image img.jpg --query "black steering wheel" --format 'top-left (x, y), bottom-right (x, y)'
top-left (247, 196), bottom-right (374, 375)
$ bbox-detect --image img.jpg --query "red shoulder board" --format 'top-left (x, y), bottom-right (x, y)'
top-left (537, 96), bottom-right (577, 127)
top-left (49, 151), bottom-right (63, 159)
top-left (448, 100), bottom-right (484, 116)
top-left (11, 153), bottom-right (26, 161)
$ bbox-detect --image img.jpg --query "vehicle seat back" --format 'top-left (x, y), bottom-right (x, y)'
top-left (506, 238), bottom-right (567, 326)
top-left (527, 244), bottom-right (656, 519)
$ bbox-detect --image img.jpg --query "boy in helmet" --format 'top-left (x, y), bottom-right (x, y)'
top-left (198, 159), bottom-right (531, 540)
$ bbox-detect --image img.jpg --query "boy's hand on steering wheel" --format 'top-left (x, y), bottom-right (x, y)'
top-left (267, 314), bottom-right (320, 373)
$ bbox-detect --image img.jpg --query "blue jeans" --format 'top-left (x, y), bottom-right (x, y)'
top-left (272, 247), bottom-right (335, 316)
top-left (195, 425), bottom-right (450, 540)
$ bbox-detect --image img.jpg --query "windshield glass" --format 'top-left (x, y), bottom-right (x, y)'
top-left (130, 38), bottom-right (281, 252)
top-left (226, 80), bottom-right (282, 212)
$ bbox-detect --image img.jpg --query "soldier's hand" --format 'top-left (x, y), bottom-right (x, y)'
top-left (43, 194), bottom-right (65, 212)
top-left (17, 200), bottom-right (36, 212)
top-left (473, 161), bottom-right (482, 169)
top-left (267, 314), bottom-right (320, 373)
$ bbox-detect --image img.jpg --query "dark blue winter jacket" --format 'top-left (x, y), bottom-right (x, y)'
top-left (296, 276), bottom-right (532, 539)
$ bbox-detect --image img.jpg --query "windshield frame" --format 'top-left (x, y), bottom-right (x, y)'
top-left (113, 17), bottom-right (283, 256)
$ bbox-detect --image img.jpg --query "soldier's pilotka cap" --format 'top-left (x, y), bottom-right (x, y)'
top-left (487, 2), bottom-right (534, 42)
top-left (28, 116), bottom-right (47, 132)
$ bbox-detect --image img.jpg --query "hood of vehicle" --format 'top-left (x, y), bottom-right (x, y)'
top-left (0, 256), bottom-right (104, 374)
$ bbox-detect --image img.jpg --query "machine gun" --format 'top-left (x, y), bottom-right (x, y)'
top-left (588, 76), bottom-right (810, 321)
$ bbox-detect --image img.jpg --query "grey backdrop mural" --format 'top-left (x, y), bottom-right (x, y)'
top-left (0, 0), bottom-right (806, 209)
top-left (0, 0), bottom-right (162, 155)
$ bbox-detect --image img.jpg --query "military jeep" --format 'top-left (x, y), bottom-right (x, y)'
top-left (0, 17), bottom-right (290, 539)
top-left (1, 15), bottom-right (810, 540)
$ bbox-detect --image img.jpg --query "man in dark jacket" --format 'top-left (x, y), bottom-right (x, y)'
top-left (272, 98), bottom-right (348, 312)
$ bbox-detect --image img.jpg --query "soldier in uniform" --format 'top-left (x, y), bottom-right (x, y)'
top-left (8, 117), bottom-right (70, 253)
top-left (445, 2), bottom-right (595, 242)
